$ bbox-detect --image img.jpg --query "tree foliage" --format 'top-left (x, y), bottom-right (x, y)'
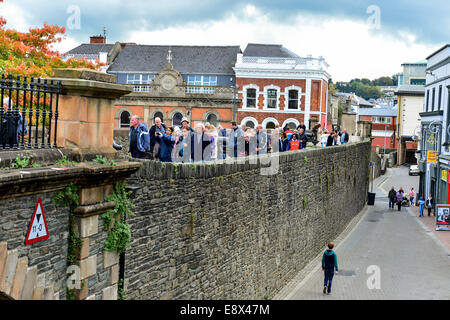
top-left (0, 14), bottom-right (104, 77)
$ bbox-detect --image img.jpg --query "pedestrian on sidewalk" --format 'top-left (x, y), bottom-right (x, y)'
top-left (388, 186), bottom-right (396, 209)
top-left (418, 195), bottom-right (425, 217)
top-left (396, 187), bottom-right (404, 211)
top-left (409, 188), bottom-right (415, 206)
top-left (322, 242), bottom-right (338, 295)
top-left (426, 194), bottom-right (434, 216)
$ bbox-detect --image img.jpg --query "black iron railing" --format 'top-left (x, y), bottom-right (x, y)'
top-left (0, 74), bottom-right (61, 150)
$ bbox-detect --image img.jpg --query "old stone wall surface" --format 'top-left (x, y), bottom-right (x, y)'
top-left (0, 192), bottom-right (69, 299)
top-left (124, 141), bottom-right (371, 299)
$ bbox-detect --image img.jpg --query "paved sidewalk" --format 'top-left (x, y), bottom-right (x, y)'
top-left (276, 168), bottom-right (450, 300)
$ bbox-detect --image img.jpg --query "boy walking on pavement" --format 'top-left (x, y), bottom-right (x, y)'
top-left (322, 242), bottom-right (338, 295)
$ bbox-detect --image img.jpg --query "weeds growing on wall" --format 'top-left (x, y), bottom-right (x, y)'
top-left (52, 183), bottom-right (81, 266)
top-left (101, 181), bottom-right (135, 253)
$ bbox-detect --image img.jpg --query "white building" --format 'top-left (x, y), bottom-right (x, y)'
top-left (418, 44), bottom-right (450, 204)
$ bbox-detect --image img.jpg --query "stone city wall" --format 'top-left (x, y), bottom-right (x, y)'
top-left (124, 141), bottom-right (371, 299)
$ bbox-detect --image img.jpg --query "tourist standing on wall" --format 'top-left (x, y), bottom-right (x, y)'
top-left (289, 134), bottom-right (300, 151)
top-left (255, 125), bottom-right (267, 155)
top-left (326, 131), bottom-right (334, 147)
top-left (230, 121), bottom-right (244, 158)
top-left (208, 124), bottom-right (218, 160)
top-left (128, 115), bottom-right (150, 159)
top-left (217, 125), bottom-right (227, 160)
top-left (154, 126), bottom-right (175, 162)
top-left (340, 129), bottom-right (349, 145)
top-left (149, 117), bottom-right (166, 160)
top-left (180, 128), bottom-right (192, 163)
top-left (181, 117), bottom-right (194, 133)
top-left (320, 130), bottom-right (328, 147)
top-left (296, 121), bottom-right (306, 132)
top-left (333, 130), bottom-right (338, 145)
top-left (191, 123), bottom-right (212, 162)
top-left (298, 128), bottom-right (307, 149)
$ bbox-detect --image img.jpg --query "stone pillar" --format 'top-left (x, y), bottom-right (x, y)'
top-left (52, 68), bottom-right (132, 160)
top-left (72, 184), bottom-right (119, 300)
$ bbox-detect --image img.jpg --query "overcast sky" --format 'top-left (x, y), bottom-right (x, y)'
top-left (1, 0), bottom-right (448, 81)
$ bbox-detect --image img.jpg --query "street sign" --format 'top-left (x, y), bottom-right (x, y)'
top-left (25, 197), bottom-right (49, 245)
top-left (427, 150), bottom-right (437, 164)
top-left (370, 161), bottom-right (373, 167)
top-left (442, 169), bottom-right (447, 182)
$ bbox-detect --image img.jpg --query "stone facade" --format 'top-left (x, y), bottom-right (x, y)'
top-left (124, 141), bottom-right (371, 299)
top-left (0, 192), bottom-right (70, 299)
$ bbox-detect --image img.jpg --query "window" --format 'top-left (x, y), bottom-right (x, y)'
top-left (154, 112), bottom-right (164, 123)
top-left (410, 78), bottom-right (425, 85)
top-left (206, 113), bottom-right (218, 127)
top-left (371, 117), bottom-right (391, 124)
top-left (186, 75), bottom-right (217, 93)
top-left (265, 122), bottom-right (276, 129)
top-left (267, 89), bottom-right (278, 109)
top-left (172, 112), bottom-right (183, 127)
top-left (438, 85), bottom-right (442, 110)
top-left (119, 111), bottom-right (130, 128)
top-left (246, 88), bottom-right (257, 108)
top-left (288, 90), bottom-right (298, 109)
top-left (426, 90), bottom-right (429, 112)
top-left (245, 121), bottom-right (255, 129)
top-left (127, 74), bottom-right (154, 92)
top-left (432, 87), bottom-right (435, 111)
top-left (286, 122), bottom-right (297, 130)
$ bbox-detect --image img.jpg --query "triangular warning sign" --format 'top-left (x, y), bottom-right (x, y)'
top-left (25, 197), bottom-right (49, 245)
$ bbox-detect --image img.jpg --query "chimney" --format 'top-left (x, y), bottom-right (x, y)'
top-left (90, 36), bottom-right (106, 44)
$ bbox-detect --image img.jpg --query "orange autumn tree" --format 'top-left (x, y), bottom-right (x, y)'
top-left (0, 16), bottom-right (103, 77)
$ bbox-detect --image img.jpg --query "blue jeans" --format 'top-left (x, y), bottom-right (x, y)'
top-left (410, 197), bottom-right (415, 205)
top-left (419, 205), bottom-right (424, 216)
top-left (389, 198), bottom-right (395, 208)
top-left (324, 269), bottom-right (335, 293)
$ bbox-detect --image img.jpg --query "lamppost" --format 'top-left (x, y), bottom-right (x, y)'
top-left (425, 120), bottom-right (441, 210)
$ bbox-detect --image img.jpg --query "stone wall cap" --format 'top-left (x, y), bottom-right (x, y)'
top-left (53, 68), bottom-right (116, 84)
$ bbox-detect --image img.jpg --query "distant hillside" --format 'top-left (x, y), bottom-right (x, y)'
top-left (333, 75), bottom-right (398, 100)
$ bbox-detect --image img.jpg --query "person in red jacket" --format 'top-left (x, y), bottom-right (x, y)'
top-left (289, 134), bottom-right (300, 151)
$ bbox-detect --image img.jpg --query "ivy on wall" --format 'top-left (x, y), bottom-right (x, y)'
top-left (101, 181), bottom-right (135, 254)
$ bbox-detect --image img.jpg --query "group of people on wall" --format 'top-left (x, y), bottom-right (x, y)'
top-left (127, 115), bottom-right (350, 163)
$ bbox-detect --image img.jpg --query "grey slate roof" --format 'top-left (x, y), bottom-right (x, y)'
top-left (107, 45), bottom-right (241, 74)
top-left (358, 107), bottom-right (397, 117)
top-left (243, 43), bottom-right (299, 58)
top-left (66, 43), bottom-right (115, 55)
top-left (395, 85), bottom-right (425, 95)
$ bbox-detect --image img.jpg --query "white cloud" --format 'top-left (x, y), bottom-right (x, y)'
top-left (128, 7), bottom-right (436, 81)
top-left (1, 1), bottom-right (31, 32)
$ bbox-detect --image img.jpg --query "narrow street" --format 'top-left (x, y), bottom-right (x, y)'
top-left (277, 166), bottom-right (450, 300)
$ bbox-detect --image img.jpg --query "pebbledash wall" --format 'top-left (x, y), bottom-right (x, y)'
top-left (124, 140), bottom-right (371, 299)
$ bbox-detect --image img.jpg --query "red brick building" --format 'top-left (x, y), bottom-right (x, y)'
top-left (358, 107), bottom-right (398, 151)
top-left (234, 44), bottom-right (330, 131)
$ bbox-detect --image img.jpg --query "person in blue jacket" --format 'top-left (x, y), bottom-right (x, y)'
top-left (128, 115), bottom-right (150, 159)
top-left (278, 131), bottom-right (290, 152)
top-left (322, 242), bottom-right (338, 295)
top-left (154, 126), bottom-right (176, 162)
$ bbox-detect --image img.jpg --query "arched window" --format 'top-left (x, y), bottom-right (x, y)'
top-left (206, 113), bottom-right (218, 127)
top-left (287, 122), bottom-right (297, 130)
top-left (245, 121), bottom-right (255, 129)
top-left (265, 122), bottom-right (276, 130)
top-left (172, 112), bottom-right (183, 127)
top-left (154, 112), bottom-right (164, 123)
top-left (119, 111), bottom-right (130, 128)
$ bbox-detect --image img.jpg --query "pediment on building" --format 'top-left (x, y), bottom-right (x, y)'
top-left (152, 63), bottom-right (185, 96)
